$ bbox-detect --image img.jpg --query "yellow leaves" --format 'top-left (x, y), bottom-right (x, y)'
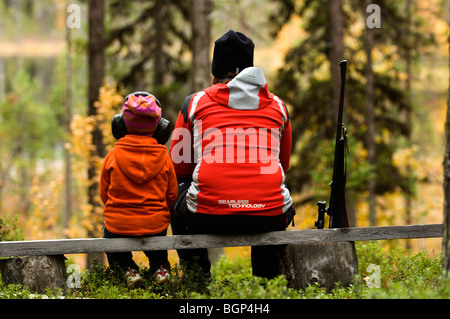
top-left (81, 203), bottom-right (104, 235)
top-left (354, 142), bottom-right (368, 160)
top-left (375, 128), bottom-right (391, 144)
top-left (372, 44), bottom-right (408, 82)
top-left (392, 146), bottom-right (416, 171)
top-left (70, 114), bottom-right (95, 158)
top-left (392, 145), bottom-right (427, 180)
top-left (64, 81), bottom-right (123, 238)
top-left (27, 174), bottom-right (62, 240)
top-left (69, 81), bottom-right (123, 160)
top-left (23, 80), bottom-right (125, 241)
top-left (68, 81), bottom-right (123, 172)
top-left (376, 188), bottom-right (408, 225)
top-left (63, 224), bottom-right (85, 239)
top-left (95, 82), bottom-right (124, 149)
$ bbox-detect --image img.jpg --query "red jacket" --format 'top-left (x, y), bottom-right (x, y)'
top-left (169, 67), bottom-right (292, 216)
top-left (100, 135), bottom-right (178, 236)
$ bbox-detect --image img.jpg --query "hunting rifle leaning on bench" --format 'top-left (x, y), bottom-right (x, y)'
top-left (316, 60), bottom-right (349, 229)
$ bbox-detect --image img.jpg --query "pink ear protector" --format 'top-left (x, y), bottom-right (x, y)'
top-left (111, 91), bottom-right (171, 144)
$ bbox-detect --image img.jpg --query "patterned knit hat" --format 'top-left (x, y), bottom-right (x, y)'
top-left (122, 94), bottom-right (162, 136)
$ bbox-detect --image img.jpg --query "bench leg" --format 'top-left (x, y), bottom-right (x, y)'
top-left (0, 255), bottom-right (67, 294)
top-left (279, 242), bottom-right (358, 291)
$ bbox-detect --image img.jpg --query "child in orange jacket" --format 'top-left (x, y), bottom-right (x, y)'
top-left (100, 92), bottom-right (177, 286)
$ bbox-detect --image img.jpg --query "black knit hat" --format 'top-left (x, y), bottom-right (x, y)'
top-left (211, 30), bottom-right (255, 78)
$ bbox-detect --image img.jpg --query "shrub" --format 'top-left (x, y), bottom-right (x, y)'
top-left (0, 215), bottom-right (24, 242)
top-left (1, 241), bottom-right (449, 299)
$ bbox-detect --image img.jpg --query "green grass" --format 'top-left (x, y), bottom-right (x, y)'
top-left (1, 241), bottom-right (449, 299)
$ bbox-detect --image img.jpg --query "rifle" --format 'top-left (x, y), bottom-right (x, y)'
top-left (315, 60), bottom-right (349, 229)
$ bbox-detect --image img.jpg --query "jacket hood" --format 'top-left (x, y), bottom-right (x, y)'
top-left (113, 135), bottom-right (167, 184)
top-left (205, 67), bottom-right (274, 110)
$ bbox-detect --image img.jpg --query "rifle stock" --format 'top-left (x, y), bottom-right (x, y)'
top-left (315, 60), bottom-right (349, 229)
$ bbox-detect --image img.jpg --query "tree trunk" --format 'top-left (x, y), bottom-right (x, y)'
top-left (328, 0), bottom-right (357, 227)
top-left (403, 0), bottom-right (413, 249)
top-left (329, 0), bottom-right (344, 127)
top-left (364, 0), bottom-right (377, 226)
top-left (279, 242), bottom-right (358, 291)
top-left (0, 256), bottom-right (66, 294)
top-left (443, 15), bottom-right (450, 275)
top-left (190, 0), bottom-right (212, 91)
top-left (154, 0), bottom-right (169, 89)
top-left (190, 0), bottom-right (222, 263)
top-left (63, 0), bottom-right (73, 235)
top-left (87, 0), bottom-right (106, 268)
top-left (0, 3), bottom-right (4, 101)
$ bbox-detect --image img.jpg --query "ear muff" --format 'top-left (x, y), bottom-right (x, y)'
top-left (153, 117), bottom-right (172, 145)
top-left (111, 91), bottom-right (172, 144)
top-left (111, 113), bottom-right (128, 140)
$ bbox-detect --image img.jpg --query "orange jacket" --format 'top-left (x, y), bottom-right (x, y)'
top-left (100, 135), bottom-right (178, 236)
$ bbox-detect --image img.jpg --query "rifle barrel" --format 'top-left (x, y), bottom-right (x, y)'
top-left (315, 60), bottom-right (349, 229)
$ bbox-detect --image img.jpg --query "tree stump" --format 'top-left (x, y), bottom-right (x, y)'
top-left (279, 242), bottom-right (358, 291)
top-left (0, 255), bottom-right (67, 294)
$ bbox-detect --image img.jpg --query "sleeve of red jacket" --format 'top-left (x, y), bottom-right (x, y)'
top-left (279, 102), bottom-right (292, 174)
top-left (169, 94), bottom-right (196, 179)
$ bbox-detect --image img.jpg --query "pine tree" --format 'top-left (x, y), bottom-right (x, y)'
top-left (87, 0), bottom-right (106, 267)
top-left (443, 1), bottom-right (450, 276)
top-left (271, 0), bottom-right (435, 226)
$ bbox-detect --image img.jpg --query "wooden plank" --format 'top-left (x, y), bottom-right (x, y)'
top-left (0, 224), bottom-right (443, 257)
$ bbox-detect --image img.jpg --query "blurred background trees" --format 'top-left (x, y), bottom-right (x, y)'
top-left (0, 0), bottom-right (448, 266)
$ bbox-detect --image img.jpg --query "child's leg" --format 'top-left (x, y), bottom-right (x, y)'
top-left (145, 249), bottom-right (171, 274)
top-left (103, 227), bottom-right (139, 271)
top-left (143, 230), bottom-right (171, 273)
top-left (105, 251), bottom-right (139, 271)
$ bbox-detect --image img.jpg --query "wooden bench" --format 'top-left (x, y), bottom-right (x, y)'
top-left (0, 224), bottom-right (443, 257)
top-left (0, 224), bottom-right (443, 293)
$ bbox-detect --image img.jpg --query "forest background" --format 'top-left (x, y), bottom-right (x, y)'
top-left (0, 0), bottom-right (448, 269)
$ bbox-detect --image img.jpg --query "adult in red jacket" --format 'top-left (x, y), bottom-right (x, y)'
top-left (169, 30), bottom-right (295, 279)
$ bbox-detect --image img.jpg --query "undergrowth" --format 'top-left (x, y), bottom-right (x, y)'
top-left (1, 241), bottom-right (449, 299)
